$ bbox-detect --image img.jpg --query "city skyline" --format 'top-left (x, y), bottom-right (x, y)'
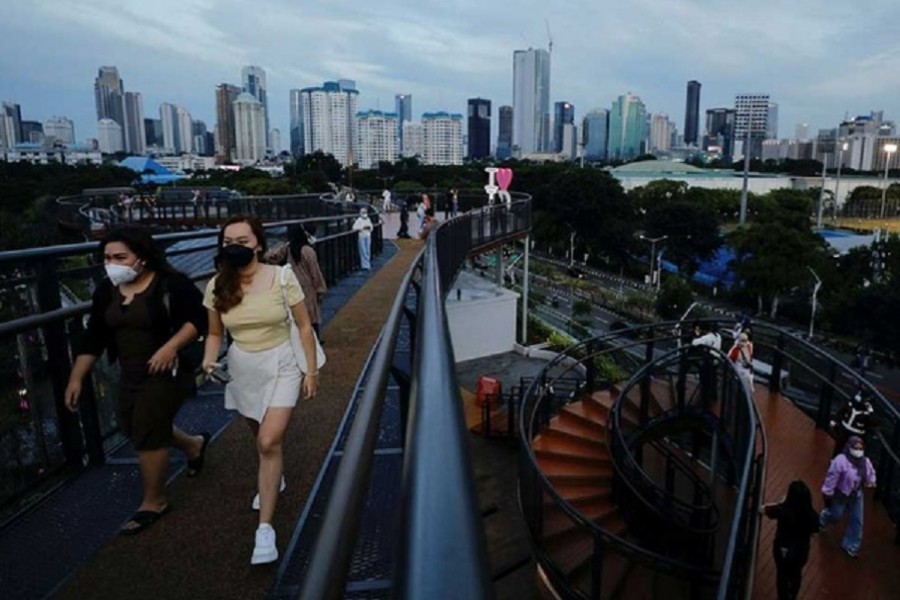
top-left (1, 1), bottom-right (899, 151)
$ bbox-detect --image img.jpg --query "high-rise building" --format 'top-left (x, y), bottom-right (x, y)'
top-left (795, 123), bottom-right (810, 141)
top-left (512, 48), bottom-right (551, 156)
top-left (175, 105), bottom-right (193, 154)
top-left (43, 116), bottom-right (75, 145)
top-left (123, 92), bottom-right (145, 155)
top-left (734, 94), bottom-right (773, 159)
top-left (159, 103), bottom-right (178, 153)
top-left (289, 89), bottom-right (303, 156)
top-left (650, 113), bottom-right (673, 153)
top-left (497, 105), bottom-right (513, 160)
top-left (192, 120), bottom-right (209, 156)
top-left (300, 80), bottom-right (359, 166)
top-left (467, 98), bottom-right (491, 160)
top-left (767, 103), bottom-right (779, 139)
top-left (684, 81), bottom-right (701, 147)
top-left (608, 93), bottom-right (646, 161)
top-left (215, 83), bottom-right (241, 162)
top-left (270, 128), bottom-right (281, 155)
top-left (704, 108), bottom-right (736, 160)
top-left (1, 102), bottom-right (23, 147)
top-left (94, 67), bottom-right (126, 148)
top-left (395, 94), bottom-right (412, 155)
top-left (401, 122), bottom-right (424, 159)
top-left (357, 110), bottom-right (398, 168)
top-left (234, 92), bottom-right (266, 164)
top-left (422, 112), bottom-right (463, 166)
top-left (97, 118), bottom-right (124, 154)
top-left (560, 123), bottom-right (577, 160)
top-left (20, 121), bottom-right (44, 144)
top-left (553, 101), bottom-right (574, 153)
top-left (242, 66), bottom-right (269, 149)
top-left (144, 118), bottom-right (162, 148)
top-left (582, 109), bottom-right (609, 161)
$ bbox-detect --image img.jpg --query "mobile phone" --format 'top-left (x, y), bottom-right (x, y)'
top-left (208, 365), bottom-right (232, 384)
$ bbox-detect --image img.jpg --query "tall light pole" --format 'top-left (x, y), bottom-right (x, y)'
top-left (808, 267), bottom-right (822, 339)
top-left (816, 151), bottom-right (829, 229)
top-left (880, 143), bottom-right (898, 220)
top-left (834, 141), bottom-right (848, 220)
top-left (639, 234), bottom-right (668, 286)
top-left (568, 229), bottom-right (576, 268)
top-left (738, 103), bottom-right (754, 227)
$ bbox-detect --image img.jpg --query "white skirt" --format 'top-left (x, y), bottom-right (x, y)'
top-left (225, 339), bottom-right (302, 423)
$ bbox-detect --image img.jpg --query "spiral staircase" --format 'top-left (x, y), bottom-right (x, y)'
top-left (520, 327), bottom-right (766, 600)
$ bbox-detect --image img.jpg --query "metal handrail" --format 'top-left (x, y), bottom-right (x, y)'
top-left (297, 196), bottom-right (531, 599)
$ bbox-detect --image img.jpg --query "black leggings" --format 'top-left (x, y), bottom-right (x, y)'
top-left (773, 545), bottom-right (808, 600)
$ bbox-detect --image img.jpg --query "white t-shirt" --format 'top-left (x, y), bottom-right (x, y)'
top-left (353, 216), bottom-right (373, 238)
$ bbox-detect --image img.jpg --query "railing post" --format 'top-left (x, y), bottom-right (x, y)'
top-left (590, 531), bottom-right (604, 600)
top-left (36, 260), bottom-right (85, 466)
top-left (585, 340), bottom-right (596, 394)
top-left (768, 333), bottom-right (785, 393)
top-left (68, 317), bottom-right (105, 465)
top-left (816, 361), bottom-right (838, 429)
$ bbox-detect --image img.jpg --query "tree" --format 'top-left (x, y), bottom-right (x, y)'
top-left (655, 275), bottom-right (694, 320)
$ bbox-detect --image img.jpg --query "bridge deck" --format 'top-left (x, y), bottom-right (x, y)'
top-left (0, 239), bottom-right (421, 600)
top-left (753, 389), bottom-right (900, 599)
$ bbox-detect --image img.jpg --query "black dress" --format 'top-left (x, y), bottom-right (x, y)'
top-left (764, 503), bottom-right (819, 600)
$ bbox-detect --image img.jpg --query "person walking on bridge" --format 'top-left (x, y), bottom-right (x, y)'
top-left (64, 225), bottom-right (210, 536)
top-left (202, 216), bottom-right (319, 565)
top-left (352, 208), bottom-right (373, 270)
top-left (761, 480), bottom-right (820, 600)
top-left (819, 435), bottom-right (877, 558)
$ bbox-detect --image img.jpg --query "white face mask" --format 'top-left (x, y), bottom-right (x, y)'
top-left (105, 262), bottom-right (140, 286)
top-left (849, 448), bottom-right (864, 459)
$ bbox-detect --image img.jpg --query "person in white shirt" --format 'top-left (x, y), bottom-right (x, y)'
top-left (352, 208), bottom-right (373, 270)
top-left (691, 323), bottom-right (722, 406)
top-left (381, 189), bottom-right (392, 212)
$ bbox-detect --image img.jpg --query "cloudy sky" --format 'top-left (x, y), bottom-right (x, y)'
top-left (2, 0), bottom-right (899, 149)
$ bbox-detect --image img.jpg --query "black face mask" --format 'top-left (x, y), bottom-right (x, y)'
top-left (220, 244), bottom-right (255, 268)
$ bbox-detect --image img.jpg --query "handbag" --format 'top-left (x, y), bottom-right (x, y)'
top-left (279, 265), bottom-right (326, 375)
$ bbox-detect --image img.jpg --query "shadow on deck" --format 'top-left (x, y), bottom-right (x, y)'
top-left (753, 388), bottom-right (900, 599)
top-left (0, 240), bottom-right (423, 600)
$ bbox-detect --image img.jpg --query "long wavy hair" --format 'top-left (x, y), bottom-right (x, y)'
top-left (212, 216), bottom-right (267, 313)
top-left (287, 224), bottom-right (312, 263)
top-left (100, 225), bottom-right (177, 276)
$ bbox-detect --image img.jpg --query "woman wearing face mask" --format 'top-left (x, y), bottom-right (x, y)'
top-left (64, 225), bottom-right (210, 535)
top-left (819, 435), bottom-right (877, 558)
top-left (201, 216), bottom-right (318, 565)
top-left (352, 208), bottom-right (373, 270)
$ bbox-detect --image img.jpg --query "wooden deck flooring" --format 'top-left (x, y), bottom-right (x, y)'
top-left (753, 390), bottom-right (900, 599)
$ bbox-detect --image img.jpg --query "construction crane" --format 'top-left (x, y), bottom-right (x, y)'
top-left (545, 19), bottom-right (553, 54)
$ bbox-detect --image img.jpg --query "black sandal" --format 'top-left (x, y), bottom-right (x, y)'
top-left (187, 432), bottom-right (211, 477)
top-left (120, 504), bottom-right (171, 536)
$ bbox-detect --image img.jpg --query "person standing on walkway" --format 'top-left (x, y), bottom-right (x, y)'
top-left (397, 200), bottom-right (411, 239)
top-left (65, 225), bottom-right (210, 535)
top-left (267, 225), bottom-right (328, 342)
top-left (449, 187), bottom-right (459, 218)
top-left (352, 208), bottom-right (373, 270)
top-left (381, 189), bottom-right (392, 212)
top-left (761, 480), bottom-right (820, 600)
top-left (728, 332), bottom-right (754, 393)
top-left (819, 435), bottom-right (877, 558)
top-left (829, 388), bottom-right (877, 458)
top-left (691, 322), bottom-right (722, 407)
top-left (202, 216), bottom-right (319, 565)
top-left (417, 193), bottom-right (430, 235)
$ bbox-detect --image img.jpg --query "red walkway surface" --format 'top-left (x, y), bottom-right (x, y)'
top-left (753, 391), bottom-right (900, 599)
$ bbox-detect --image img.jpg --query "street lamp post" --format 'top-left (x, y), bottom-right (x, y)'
top-left (568, 229), bottom-right (576, 268)
top-left (639, 234), bottom-right (668, 287)
top-left (808, 267), bottom-right (822, 339)
top-left (834, 141), bottom-right (848, 220)
top-left (880, 143), bottom-right (898, 220)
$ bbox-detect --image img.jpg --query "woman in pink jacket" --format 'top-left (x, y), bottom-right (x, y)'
top-left (819, 435), bottom-right (876, 558)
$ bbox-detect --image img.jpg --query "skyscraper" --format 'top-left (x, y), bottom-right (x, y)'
top-left (192, 120), bottom-right (209, 156)
top-left (43, 116), bottom-right (76, 145)
top-left (467, 98), bottom-right (491, 160)
top-left (1, 102), bottom-right (23, 147)
top-left (512, 48), bottom-right (551, 156)
top-left (97, 118), bottom-right (124, 154)
top-left (234, 93), bottom-right (266, 163)
top-left (422, 112), bottom-right (463, 166)
top-left (300, 80), bottom-right (359, 166)
top-left (734, 94), bottom-right (773, 159)
top-left (401, 121), bottom-right (424, 159)
top-left (608, 93), bottom-right (646, 161)
top-left (684, 80), bottom-right (701, 147)
top-left (582, 109), bottom-right (609, 161)
top-left (357, 110), bottom-right (398, 168)
top-left (94, 67), bottom-right (126, 148)
top-left (553, 101), bottom-right (574, 154)
top-left (395, 94), bottom-right (412, 155)
top-left (650, 113), bottom-right (673, 153)
top-left (242, 66), bottom-right (269, 148)
top-left (215, 83), bottom-right (241, 162)
top-left (289, 89), bottom-right (303, 156)
top-left (144, 118), bottom-right (163, 149)
top-left (159, 103), bottom-right (178, 153)
top-left (497, 105), bottom-right (513, 160)
top-left (21, 121), bottom-right (44, 144)
top-left (704, 108), bottom-right (736, 160)
top-left (123, 92), bottom-right (146, 155)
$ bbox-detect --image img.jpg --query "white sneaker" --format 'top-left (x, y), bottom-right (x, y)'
top-left (251, 523), bottom-right (278, 565)
top-left (251, 476), bottom-right (287, 510)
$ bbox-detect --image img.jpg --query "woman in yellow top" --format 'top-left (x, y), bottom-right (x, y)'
top-left (201, 216), bottom-right (318, 565)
